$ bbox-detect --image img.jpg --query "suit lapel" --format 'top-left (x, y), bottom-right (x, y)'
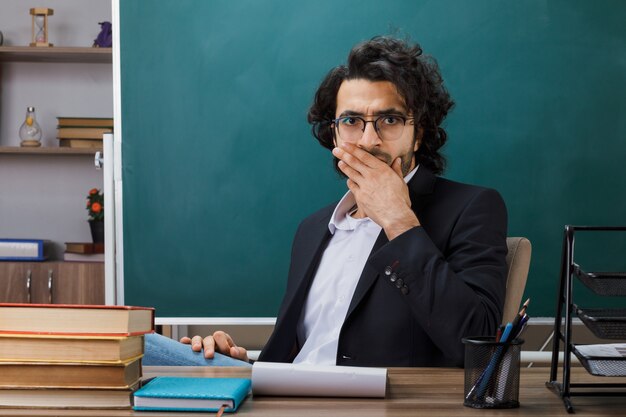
top-left (345, 166), bottom-right (437, 319)
top-left (407, 165), bottom-right (436, 215)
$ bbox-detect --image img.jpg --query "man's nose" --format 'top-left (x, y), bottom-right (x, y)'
top-left (357, 121), bottom-right (382, 147)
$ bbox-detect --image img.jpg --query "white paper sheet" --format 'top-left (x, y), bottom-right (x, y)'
top-left (251, 361), bottom-right (387, 398)
top-left (576, 343), bottom-right (626, 358)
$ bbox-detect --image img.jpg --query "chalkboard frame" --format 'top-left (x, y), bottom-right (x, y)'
top-left (117, 0), bottom-right (626, 318)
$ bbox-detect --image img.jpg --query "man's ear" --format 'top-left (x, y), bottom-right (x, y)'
top-left (414, 126), bottom-right (424, 152)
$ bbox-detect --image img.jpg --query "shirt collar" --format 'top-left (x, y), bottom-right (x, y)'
top-left (328, 164), bottom-right (419, 234)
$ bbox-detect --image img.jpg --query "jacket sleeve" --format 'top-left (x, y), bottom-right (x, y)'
top-left (366, 187), bottom-right (508, 366)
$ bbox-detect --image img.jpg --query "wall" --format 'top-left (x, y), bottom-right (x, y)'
top-left (0, 0), bottom-right (112, 259)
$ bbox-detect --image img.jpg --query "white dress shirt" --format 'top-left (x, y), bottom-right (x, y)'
top-left (293, 166), bottom-right (418, 365)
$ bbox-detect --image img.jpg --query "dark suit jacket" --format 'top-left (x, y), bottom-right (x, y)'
top-left (258, 167), bottom-right (508, 367)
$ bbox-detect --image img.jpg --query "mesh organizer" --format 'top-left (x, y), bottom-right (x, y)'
top-left (575, 305), bottom-right (626, 339)
top-left (547, 226), bottom-right (626, 413)
top-left (572, 346), bottom-right (626, 377)
top-left (574, 264), bottom-right (626, 296)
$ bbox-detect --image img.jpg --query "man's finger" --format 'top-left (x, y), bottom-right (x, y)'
top-left (346, 178), bottom-right (359, 193)
top-left (340, 142), bottom-right (388, 168)
top-left (332, 146), bottom-right (369, 173)
top-left (189, 335), bottom-right (204, 352)
top-left (337, 160), bottom-right (362, 183)
top-left (223, 333), bottom-right (237, 348)
top-left (230, 346), bottom-right (249, 362)
top-left (391, 157), bottom-right (403, 178)
top-left (202, 335), bottom-right (216, 358)
top-left (212, 331), bottom-right (235, 356)
top-left (180, 336), bottom-right (192, 344)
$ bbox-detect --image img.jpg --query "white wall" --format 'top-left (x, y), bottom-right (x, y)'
top-left (0, 0), bottom-right (112, 259)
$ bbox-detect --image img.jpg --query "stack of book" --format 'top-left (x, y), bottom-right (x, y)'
top-left (0, 303), bottom-right (154, 409)
top-left (64, 241), bottom-right (105, 262)
top-left (56, 117), bottom-right (114, 149)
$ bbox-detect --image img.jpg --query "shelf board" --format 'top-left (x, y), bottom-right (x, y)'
top-left (0, 46), bottom-right (112, 63)
top-left (0, 146), bottom-right (101, 155)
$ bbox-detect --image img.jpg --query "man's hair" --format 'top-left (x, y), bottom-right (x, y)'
top-left (308, 36), bottom-right (454, 175)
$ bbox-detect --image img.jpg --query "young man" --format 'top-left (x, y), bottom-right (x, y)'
top-left (174, 36), bottom-right (508, 367)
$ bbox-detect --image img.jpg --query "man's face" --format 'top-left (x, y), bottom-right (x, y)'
top-left (333, 79), bottom-right (419, 176)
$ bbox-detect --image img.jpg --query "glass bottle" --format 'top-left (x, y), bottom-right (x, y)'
top-left (19, 106), bottom-right (42, 147)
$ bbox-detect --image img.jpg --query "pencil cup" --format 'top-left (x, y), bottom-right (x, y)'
top-left (462, 336), bottom-right (523, 409)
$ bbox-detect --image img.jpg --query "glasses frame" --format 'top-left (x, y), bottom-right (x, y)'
top-left (331, 114), bottom-right (415, 142)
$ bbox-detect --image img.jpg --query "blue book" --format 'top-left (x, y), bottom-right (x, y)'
top-left (0, 239), bottom-right (50, 261)
top-left (133, 377), bottom-right (251, 413)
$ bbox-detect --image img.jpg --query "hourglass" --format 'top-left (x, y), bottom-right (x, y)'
top-left (30, 8), bottom-right (54, 47)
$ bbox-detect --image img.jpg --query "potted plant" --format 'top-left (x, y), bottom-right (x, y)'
top-left (86, 188), bottom-right (104, 243)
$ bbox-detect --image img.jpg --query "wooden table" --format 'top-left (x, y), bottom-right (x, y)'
top-left (2, 366), bottom-right (625, 416)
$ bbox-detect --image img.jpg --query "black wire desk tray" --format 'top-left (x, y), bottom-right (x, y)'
top-left (574, 266), bottom-right (626, 296)
top-left (576, 306), bottom-right (626, 339)
top-left (572, 344), bottom-right (626, 377)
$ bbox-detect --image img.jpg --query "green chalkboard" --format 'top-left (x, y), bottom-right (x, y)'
top-left (120, 0), bottom-right (626, 317)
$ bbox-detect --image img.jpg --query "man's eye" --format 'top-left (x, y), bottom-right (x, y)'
top-left (340, 117), bottom-right (357, 126)
top-left (381, 116), bottom-right (400, 125)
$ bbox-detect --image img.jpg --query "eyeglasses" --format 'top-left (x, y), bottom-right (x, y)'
top-left (331, 114), bottom-right (414, 142)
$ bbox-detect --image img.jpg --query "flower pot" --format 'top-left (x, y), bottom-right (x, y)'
top-left (89, 220), bottom-right (105, 243)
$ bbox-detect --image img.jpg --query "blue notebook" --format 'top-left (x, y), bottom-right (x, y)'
top-left (133, 377), bottom-right (251, 412)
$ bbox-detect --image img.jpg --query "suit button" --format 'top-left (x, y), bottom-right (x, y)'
top-left (384, 266), bottom-right (392, 276)
top-left (390, 273), bottom-right (398, 282)
top-left (401, 286), bottom-right (410, 295)
top-left (395, 278), bottom-right (404, 288)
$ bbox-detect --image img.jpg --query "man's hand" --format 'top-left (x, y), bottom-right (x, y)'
top-left (180, 331), bottom-right (249, 362)
top-left (332, 143), bottom-right (420, 240)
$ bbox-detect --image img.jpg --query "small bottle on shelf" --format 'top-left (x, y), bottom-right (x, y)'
top-left (19, 106), bottom-right (42, 147)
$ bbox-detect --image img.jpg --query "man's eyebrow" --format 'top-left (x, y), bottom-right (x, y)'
top-left (372, 107), bottom-right (408, 116)
top-left (337, 107), bottom-right (408, 118)
top-left (337, 110), bottom-right (363, 117)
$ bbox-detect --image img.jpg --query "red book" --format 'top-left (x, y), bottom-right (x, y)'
top-left (0, 303), bottom-right (154, 336)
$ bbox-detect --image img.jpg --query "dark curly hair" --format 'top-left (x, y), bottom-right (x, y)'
top-left (308, 36), bottom-right (454, 175)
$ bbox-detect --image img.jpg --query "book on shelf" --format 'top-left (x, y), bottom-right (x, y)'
top-left (58, 138), bottom-right (103, 149)
top-left (0, 334), bottom-right (144, 363)
top-left (0, 356), bottom-right (142, 388)
top-left (64, 252), bottom-right (104, 262)
top-left (57, 127), bottom-right (113, 139)
top-left (0, 382), bottom-right (139, 409)
top-left (65, 241), bottom-right (104, 254)
top-left (133, 377), bottom-right (251, 413)
top-left (0, 238), bottom-right (50, 261)
top-left (57, 117), bottom-right (114, 128)
top-left (0, 303), bottom-right (154, 336)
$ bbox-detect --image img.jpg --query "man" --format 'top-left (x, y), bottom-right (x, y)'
top-left (180, 36), bottom-right (507, 367)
